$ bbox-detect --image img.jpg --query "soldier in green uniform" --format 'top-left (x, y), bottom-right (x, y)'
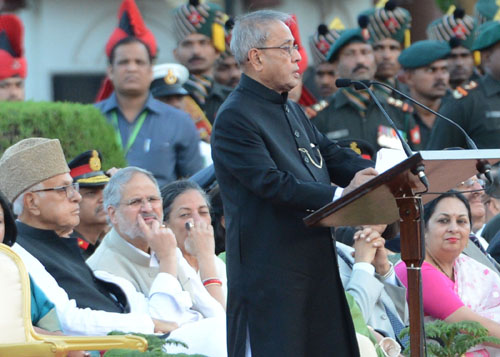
top-left (307, 18), bottom-right (344, 101)
top-left (397, 40), bottom-right (451, 150)
top-left (427, 21), bottom-right (500, 149)
top-left (427, 7), bottom-right (480, 90)
top-left (68, 150), bottom-right (110, 260)
top-left (360, 0), bottom-right (412, 96)
top-left (172, 0), bottom-right (233, 127)
top-left (312, 27), bottom-right (419, 152)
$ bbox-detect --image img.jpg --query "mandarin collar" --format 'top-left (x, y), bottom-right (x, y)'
top-left (239, 73), bottom-right (289, 104)
top-left (16, 220), bottom-right (62, 240)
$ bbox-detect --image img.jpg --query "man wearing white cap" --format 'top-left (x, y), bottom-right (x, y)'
top-left (150, 63), bottom-right (190, 110)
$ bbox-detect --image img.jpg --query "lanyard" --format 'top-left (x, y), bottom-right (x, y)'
top-left (111, 110), bottom-right (147, 154)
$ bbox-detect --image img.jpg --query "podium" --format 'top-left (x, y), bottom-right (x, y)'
top-left (304, 150), bottom-right (500, 357)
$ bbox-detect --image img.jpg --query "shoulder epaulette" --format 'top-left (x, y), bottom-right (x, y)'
top-left (386, 96), bottom-right (414, 113)
top-left (310, 100), bottom-right (329, 113)
top-left (453, 80), bottom-right (478, 99)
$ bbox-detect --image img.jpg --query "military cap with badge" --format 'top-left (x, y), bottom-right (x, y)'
top-left (68, 150), bottom-right (110, 188)
top-left (151, 63), bottom-right (189, 100)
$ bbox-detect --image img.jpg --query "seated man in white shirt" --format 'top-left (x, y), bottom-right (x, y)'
top-left (87, 166), bottom-right (226, 355)
top-left (0, 138), bottom-right (224, 356)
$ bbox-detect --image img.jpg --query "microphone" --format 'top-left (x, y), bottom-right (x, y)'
top-left (335, 78), bottom-right (429, 190)
top-left (366, 80), bottom-right (493, 184)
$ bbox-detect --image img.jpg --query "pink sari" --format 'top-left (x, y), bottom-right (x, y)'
top-left (434, 254), bottom-right (500, 356)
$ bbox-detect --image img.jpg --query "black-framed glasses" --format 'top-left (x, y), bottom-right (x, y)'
top-left (31, 182), bottom-right (80, 199)
top-left (121, 196), bottom-right (162, 209)
top-left (255, 44), bottom-right (299, 56)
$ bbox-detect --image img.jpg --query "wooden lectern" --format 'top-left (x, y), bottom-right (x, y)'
top-left (304, 150), bottom-right (500, 357)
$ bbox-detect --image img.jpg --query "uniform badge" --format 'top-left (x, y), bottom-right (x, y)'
top-left (164, 69), bottom-right (177, 85)
top-left (89, 150), bottom-right (101, 171)
top-left (350, 142), bottom-right (362, 155)
top-left (410, 125), bottom-right (421, 145)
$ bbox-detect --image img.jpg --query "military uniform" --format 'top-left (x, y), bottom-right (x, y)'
top-left (427, 75), bottom-right (500, 149)
top-left (68, 150), bottom-right (110, 259)
top-left (173, 1), bottom-right (233, 127)
top-left (312, 88), bottom-right (419, 152)
top-left (427, 20), bottom-right (500, 149)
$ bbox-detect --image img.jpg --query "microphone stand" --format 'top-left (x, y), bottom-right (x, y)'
top-left (350, 80), bottom-right (430, 190)
top-left (369, 80), bottom-right (492, 184)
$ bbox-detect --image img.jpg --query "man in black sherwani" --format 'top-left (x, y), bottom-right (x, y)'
top-left (211, 10), bottom-right (377, 357)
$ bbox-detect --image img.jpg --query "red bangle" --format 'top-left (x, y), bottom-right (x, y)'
top-left (203, 278), bottom-right (222, 287)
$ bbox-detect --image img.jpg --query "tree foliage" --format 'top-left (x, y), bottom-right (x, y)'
top-left (0, 101), bottom-right (126, 169)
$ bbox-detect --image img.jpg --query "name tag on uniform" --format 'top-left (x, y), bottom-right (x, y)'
top-left (326, 129), bottom-right (349, 140)
top-left (486, 111), bottom-right (500, 119)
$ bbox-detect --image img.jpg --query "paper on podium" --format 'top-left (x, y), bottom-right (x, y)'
top-left (375, 148), bottom-right (408, 174)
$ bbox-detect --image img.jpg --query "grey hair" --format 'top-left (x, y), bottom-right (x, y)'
top-left (13, 182), bottom-right (44, 216)
top-left (103, 166), bottom-right (159, 212)
top-left (161, 180), bottom-right (210, 223)
top-left (230, 10), bottom-right (291, 66)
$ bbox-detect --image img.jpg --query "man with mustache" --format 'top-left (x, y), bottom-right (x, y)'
top-left (96, 0), bottom-right (203, 187)
top-left (397, 40), bottom-right (451, 150)
top-left (87, 167), bottom-right (226, 356)
top-left (427, 8), bottom-right (480, 90)
top-left (360, 1), bottom-right (412, 96)
top-left (427, 21), bottom-right (500, 150)
top-left (68, 150), bottom-right (111, 259)
top-left (312, 27), bottom-right (419, 152)
top-left (172, 0), bottom-right (233, 126)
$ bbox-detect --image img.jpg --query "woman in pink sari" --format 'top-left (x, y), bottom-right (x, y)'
top-left (395, 191), bottom-right (500, 356)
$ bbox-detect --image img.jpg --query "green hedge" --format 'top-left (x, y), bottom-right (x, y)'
top-left (0, 101), bottom-right (126, 169)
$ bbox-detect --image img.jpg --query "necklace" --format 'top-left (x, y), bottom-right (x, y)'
top-left (426, 252), bottom-right (454, 281)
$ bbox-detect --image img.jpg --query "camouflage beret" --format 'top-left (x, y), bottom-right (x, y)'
top-left (398, 40), bottom-right (450, 69)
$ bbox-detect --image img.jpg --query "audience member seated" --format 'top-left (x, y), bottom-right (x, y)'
top-left (336, 225), bottom-right (408, 347)
top-left (161, 180), bottom-right (227, 309)
top-left (396, 191), bottom-right (500, 355)
top-left (87, 167), bottom-right (226, 356)
top-left (0, 138), bottom-right (184, 337)
top-left (0, 190), bottom-right (59, 334)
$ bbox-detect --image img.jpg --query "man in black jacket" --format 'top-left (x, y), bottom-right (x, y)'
top-left (212, 10), bottom-right (376, 357)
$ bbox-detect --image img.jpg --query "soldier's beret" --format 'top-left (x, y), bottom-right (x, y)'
top-left (471, 20), bottom-right (500, 51)
top-left (326, 28), bottom-right (366, 63)
top-left (474, 0), bottom-right (500, 26)
top-left (398, 40), bottom-right (450, 69)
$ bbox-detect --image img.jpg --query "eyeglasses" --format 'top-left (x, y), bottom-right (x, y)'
top-left (255, 44), bottom-right (299, 56)
top-left (459, 178), bottom-right (485, 188)
top-left (121, 196), bottom-right (162, 208)
top-left (31, 182), bottom-right (80, 199)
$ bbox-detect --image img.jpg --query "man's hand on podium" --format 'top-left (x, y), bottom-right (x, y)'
top-left (342, 167), bottom-right (378, 197)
